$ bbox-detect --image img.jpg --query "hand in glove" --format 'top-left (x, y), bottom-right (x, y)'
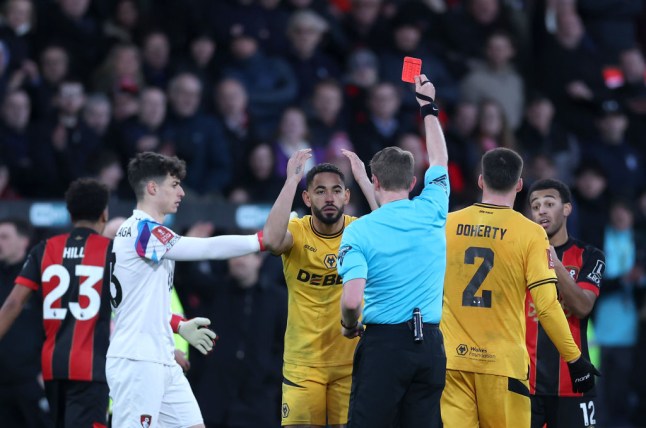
top-left (568, 357), bottom-right (601, 393)
top-left (178, 317), bottom-right (217, 355)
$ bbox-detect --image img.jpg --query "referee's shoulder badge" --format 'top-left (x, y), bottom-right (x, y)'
top-left (338, 245), bottom-right (352, 266)
top-left (430, 174), bottom-right (448, 191)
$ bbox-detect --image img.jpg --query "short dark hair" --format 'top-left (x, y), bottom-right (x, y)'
top-left (65, 178), bottom-right (109, 222)
top-left (127, 152), bottom-right (186, 200)
top-left (305, 163), bottom-right (345, 189)
top-left (528, 178), bottom-right (572, 204)
top-left (0, 218), bottom-right (33, 241)
top-left (370, 146), bottom-right (414, 191)
top-left (481, 148), bottom-right (523, 192)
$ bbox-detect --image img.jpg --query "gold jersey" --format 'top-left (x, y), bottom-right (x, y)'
top-left (441, 203), bottom-right (557, 380)
top-left (282, 215), bottom-right (359, 366)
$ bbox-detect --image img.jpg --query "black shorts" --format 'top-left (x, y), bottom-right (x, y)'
top-left (531, 395), bottom-right (598, 428)
top-left (45, 380), bottom-right (109, 428)
top-left (348, 322), bottom-right (446, 428)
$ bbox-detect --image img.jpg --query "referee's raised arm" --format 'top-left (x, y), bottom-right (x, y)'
top-left (414, 74), bottom-right (448, 169)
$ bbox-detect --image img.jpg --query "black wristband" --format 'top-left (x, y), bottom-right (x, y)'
top-left (420, 102), bottom-right (440, 118)
top-left (341, 319), bottom-right (358, 329)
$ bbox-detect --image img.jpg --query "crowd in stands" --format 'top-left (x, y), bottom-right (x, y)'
top-left (1, 0), bottom-right (646, 426)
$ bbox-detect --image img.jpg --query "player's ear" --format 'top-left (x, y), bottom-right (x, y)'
top-left (146, 180), bottom-right (156, 196)
top-left (516, 178), bottom-right (523, 193)
top-left (302, 189), bottom-right (312, 208)
top-left (477, 174), bottom-right (483, 190)
top-left (408, 176), bottom-right (417, 192)
top-left (344, 187), bottom-right (350, 204)
top-left (371, 174), bottom-right (379, 190)
top-left (563, 202), bottom-right (572, 217)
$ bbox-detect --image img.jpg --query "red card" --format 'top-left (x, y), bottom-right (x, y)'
top-left (402, 57), bottom-right (422, 83)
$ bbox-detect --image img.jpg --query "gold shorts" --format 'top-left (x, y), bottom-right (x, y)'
top-left (441, 369), bottom-right (530, 428)
top-left (281, 362), bottom-right (353, 426)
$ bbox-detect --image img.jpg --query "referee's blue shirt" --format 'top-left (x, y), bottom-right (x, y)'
top-left (337, 166), bottom-right (449, 324)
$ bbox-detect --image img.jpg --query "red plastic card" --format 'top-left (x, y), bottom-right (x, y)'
top-left (402, 57), bottom-right (422, 83)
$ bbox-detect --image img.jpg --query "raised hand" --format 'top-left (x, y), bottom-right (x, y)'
top-left (341, 149), bottom-right (368, 183)
top-left (414, 74), bottom-right (436, 107)
top-left (286, 149), bottom-right (312, 182)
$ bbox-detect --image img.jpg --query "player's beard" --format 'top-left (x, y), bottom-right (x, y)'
top-left (312, 204), bottom-right (344, 225)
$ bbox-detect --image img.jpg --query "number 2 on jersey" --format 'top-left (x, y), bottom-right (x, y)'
top-left (42, 264), bottom-right (103, 320)
top-left (462, 246), bottom-right (493, 308)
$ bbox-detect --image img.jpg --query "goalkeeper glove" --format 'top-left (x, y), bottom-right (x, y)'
top-left (178, 317), bottom-right (218, 355)
top-left (567, 357), bottom-right (601, 393)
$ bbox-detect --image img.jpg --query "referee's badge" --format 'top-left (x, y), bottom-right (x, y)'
top-left (338, 245), bottom-right (352, 266)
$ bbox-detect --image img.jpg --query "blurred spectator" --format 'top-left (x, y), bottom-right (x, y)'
top-left (117, 86), bottom-right (169, 164)
top-left (92, 43), bottom-right (143, 95)
top-left (614, 47), bottom-right (646, 149)
top-left (35, 0), bottom-right (107, 81)
top-left (349, 81), bottom-right (413, 161)
top-left (516, 93), bottom-right (580, 184)
top-left (29, 45), bottom-right (69, 121)
top-left (82, 92), bottom-right (113, 146)
top-left (222, 30), bottom-right (297, 140)
top-left (443, 0), bottom-right (522, 77)
top-left (459, 31), bottom-right (524, 129)
top-left (586, 99), bottom-right (644, 199)
top-left (397, 132), bottom-right (427, 197)
top-left (179, 32), bottom-right (222, 110)
top-left (229, 143), bottom-right (284, 205)
top-left (0, 160), bottom-right (20, 200)
top-left (214, 77), bottom-right (260, 184)
top-left (343, 48), bottom-right (379, 123)
top-left (186, 252), bottom-right (287, 428)
top-left (110, 79), bottom-right (140, 124)
top-left (379, 12), bottom-right (459, 114)
top-left (0, 218), bottom-right (51, 428)
top-left (443, 100), bottom-right (479, 203)
top-left (102, 0), bottom-right (149, 47)
top-left (595, 199), bottom-right (640, 427)
top-left (257, 0), bottom-right (292, 57)
top-left (537, 10), bottom-right (608, 138)
top-left (141, 31), bottom-right (173, 89)
top-left (307, 78), bottom-right (347, 148)
top-left (0, 40), bottom-right (10, 101)
top-left (0, 0), bottom-right (35, 74)
top-left (578, 0), bottom-right (643, 63)
top-left (33, 80), bottom-right (101, 196)
top-left (273, 106), bottom-right (324, 180)
top-left (340, 0), bottom-right (390, 52)
top-left (164, 72), bottom-right (232, 197)
top-left (87, 149), bottom-right (124, 195)
top-left (0, 90), bottom-right (37, 196)
top-left (285, 9), bottom-right (341, 99)
top-left (570, 161), bottom-right (611, 250)
top-left (472, 98), bottom-right (516, 153)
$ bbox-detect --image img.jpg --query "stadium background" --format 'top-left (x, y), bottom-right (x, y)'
top-left (0, 0), bottom-right (645, 426)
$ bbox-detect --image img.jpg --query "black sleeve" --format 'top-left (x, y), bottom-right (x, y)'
top-left (578, 245), bottom-right (606, 292)
top-left (15, 241), bottom-right (46, 289)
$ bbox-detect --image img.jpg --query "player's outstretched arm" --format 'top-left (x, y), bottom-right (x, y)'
top-left (341, 149), bottom-right (378, 211)
top-left (530, 283), bottom-right (600, 393)
top-left (0, 284), bottom-right (33, 340)
top-left (262, 149), bottom-right (312, 254)
top-left (414, 74), bottom-right (448, 169)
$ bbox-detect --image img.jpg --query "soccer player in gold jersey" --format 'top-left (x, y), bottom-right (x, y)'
top-left (262, 149), bottom-right (376, 428)
top-left (440, 148), bottom-right (600, 428)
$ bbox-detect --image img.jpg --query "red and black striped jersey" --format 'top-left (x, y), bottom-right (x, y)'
top-left (15, 228), bottom-right (112, 382)
top-left (526, 237), bottom-right (605, 397)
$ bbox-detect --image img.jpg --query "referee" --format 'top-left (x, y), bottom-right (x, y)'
top-left (338, 75), bottom-right (449, 428)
